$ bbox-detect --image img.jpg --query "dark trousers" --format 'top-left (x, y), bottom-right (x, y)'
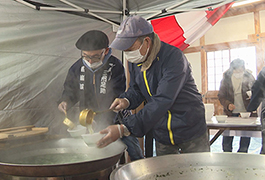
top-left (222, 136), bottom-right (251, 153)
top-left (260, 102), bottom-right (265, 154)
top-left (121, 135), bottom-right (144, 161)
top-left (155, 130), bottom-right (210, 156)
top-left (222, 113), bottom-right (251, 153)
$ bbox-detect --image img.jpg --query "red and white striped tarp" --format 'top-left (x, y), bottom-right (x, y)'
top-left (151, 2), bottom-right (234, 51)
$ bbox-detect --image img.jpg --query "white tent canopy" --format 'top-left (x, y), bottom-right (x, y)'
top-left (0, 0), bottom-right (235, 135)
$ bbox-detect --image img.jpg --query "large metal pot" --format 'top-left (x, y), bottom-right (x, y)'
top-left (0, 137), bottom-right (126, 179)
top-left (111, 152), bottom-right (265, 180)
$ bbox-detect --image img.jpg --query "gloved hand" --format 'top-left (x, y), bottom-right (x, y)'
top-left (97, 125), bottom-right (123, 148)
top-left (58, 101), bottom-right (67, 114)
top-left (110, 98), bottom-right (129, 111)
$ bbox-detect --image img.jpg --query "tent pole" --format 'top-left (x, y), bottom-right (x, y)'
top-left (123, 0), bottom-right (127, 20)
top-left (122, 0), bottom-right (130, 93)
top-left (40, 7), bottom-right (122, 14)
top-left (122, 0), bottom-right (127, 64)
top-left (85, 10), bottom-right (122, 14)
top-left (40, 7), bottom-right (84, 11)
top-left (131, 8), bottom-right (209, 15)
top-left (16, 0), bottom-right (120, 27)
top-left (60, 0), bottom-right (122, 14)
top-left (15, 0), bottom-right (37, 9)
top-left (84, 11), bottom-right (119, 27)
top-left (145, 0), bottom-right (192, 20)
top-left (59, 0), bottom-right (83, 10)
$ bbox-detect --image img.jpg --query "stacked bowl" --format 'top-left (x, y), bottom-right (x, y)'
top-left (204, 103), bottom-right (215, 121)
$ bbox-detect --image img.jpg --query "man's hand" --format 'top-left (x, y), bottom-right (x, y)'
top-left (97, 125), bottom-right (123, 148)
top-left (109, 98), bottom-right (129, 111)
top-left (58, 101), bottom-right (67, 114)
top-left (228, 104), bottom-right (235, 111)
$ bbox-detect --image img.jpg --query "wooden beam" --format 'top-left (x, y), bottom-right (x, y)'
top-left (222, 1), bottom-right (265, 18)
top-left (254, 11), bottom-right (260, 35)
top-left (248, 33), bottom-right (265, 43)
top-left (183, 46), bottom-right (201, 53)
top-left (253, 10), bottom-right (265, 74)
top-left (256, 42), bottom-right (264, 74)
top-left (184, 40), bottom-right (257, 54)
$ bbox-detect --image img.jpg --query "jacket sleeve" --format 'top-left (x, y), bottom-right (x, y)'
top-left (110, 59), bottom-right (126, 98)
top-left (58, 68), bottom-right (80, 110)
top-left (247, 67), bottom-right (265, 111)
top-left (120, 63), bottom-right (146, 110)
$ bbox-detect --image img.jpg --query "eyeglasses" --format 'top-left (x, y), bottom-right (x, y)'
top-left (82, 49), bottom-right (105, 62)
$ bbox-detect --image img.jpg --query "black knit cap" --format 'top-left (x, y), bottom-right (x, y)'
top-left (75, 30), bottom-right (109, 51)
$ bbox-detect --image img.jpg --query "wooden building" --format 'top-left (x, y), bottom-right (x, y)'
top-left (184, 0), bottom-right (265, 115)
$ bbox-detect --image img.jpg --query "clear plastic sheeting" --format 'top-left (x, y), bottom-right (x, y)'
top-left (0, 1), bottom-right (117, 134)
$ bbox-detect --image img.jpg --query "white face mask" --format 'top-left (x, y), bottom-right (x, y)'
top-left (82, 49), bottom-right (105, 69)
top-left (124, 41), bottom-right (149, 64)
top-left (233, 72), bottom-right (244, 79)
top-left (83, 58), bottom-right (103, 69)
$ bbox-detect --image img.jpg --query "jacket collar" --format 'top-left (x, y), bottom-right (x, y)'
top-left (140, 33), bottom-right (161, 72)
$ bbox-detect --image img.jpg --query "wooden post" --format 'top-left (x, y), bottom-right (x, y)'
top-left (254, 11), bottom-right (264, 74)
top-left (200, 36), bottom-right (207, 99)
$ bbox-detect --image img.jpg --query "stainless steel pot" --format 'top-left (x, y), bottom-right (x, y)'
top-left (110, 152), bottom-right (265, 180)
top-left (0, 138), bottom-right (126, 178)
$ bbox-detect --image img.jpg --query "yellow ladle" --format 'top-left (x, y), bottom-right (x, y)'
top-left (63, 111), bottom-right (76, 129)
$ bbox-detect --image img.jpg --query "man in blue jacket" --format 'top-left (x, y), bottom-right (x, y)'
top-left (97, 16), bottom-right (210, 155)
top-left (58, 30), bottom-right (143, 161)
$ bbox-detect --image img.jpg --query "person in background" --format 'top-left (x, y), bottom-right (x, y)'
top-left (247, 66), bottom-right (265, 154)
top-left (58, 30), bottom-right (143, 161)
top-left (97, 15), bottom-right (210, 155)
top-left (218, 58), bottom-right (256, 153)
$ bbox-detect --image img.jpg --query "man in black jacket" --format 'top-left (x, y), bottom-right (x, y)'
top-left (58, 30), bottom-right (143, 161)
top-left (247, 66), bottom-right (265, 154)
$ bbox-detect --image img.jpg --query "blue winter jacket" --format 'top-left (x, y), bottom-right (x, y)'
top-left (121, 42), bottom-right (207, 145)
